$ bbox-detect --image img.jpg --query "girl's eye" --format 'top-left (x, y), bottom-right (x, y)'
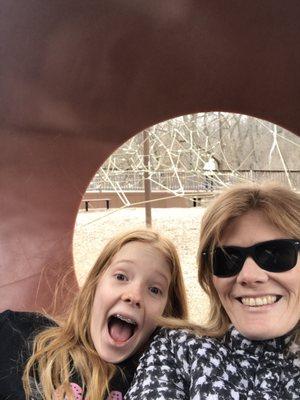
top-left (149, 287), bottom-right (162, 295)
top-left (115, 273), bottom-right (127, 281)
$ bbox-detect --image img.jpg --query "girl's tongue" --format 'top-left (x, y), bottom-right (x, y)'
top-left (109, 318), bottom-right (134, 342)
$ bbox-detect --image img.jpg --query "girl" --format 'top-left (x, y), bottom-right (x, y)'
top-left (0, 229), bottom-right (188, 400)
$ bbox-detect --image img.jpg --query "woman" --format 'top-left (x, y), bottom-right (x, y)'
top-left (0, 229), bottom-right (188, 400)
top-left (125, 183), bottom-right (300, 399)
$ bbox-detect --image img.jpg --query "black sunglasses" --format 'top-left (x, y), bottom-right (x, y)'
top-left (203, 239), bottom-right (300, 278)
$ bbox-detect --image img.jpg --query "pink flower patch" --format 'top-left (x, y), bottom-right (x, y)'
top-left (106, 391), bottom-right (123, 400)
top-left (54, 383), bottom-right (123, 400)
top-left (53, 383), bottom-right (83, 400)
top-left (70, 383), bottom-right (84, 400)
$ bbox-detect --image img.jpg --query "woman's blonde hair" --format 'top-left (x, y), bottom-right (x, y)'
top-left (23, 229), bottom-right (188, 400)
top-left (197, 182), bottom-right (300, 338)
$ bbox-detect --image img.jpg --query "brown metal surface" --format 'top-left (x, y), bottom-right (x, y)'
top-left (1, 0), bottom-right (299, 314)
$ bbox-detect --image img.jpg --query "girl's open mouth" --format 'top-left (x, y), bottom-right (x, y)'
top-left (108, 314), bottom-right (138, 343)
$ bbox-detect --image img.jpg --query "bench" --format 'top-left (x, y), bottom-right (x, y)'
top-left (82, 198), bottom-right (110, 211)
top-left (192, 192), bottom-right (216, 207)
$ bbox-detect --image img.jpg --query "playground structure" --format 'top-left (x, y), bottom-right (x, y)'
top-left (81, 113), bottom-right (299, 211)
top-left (1, 1), bottom-right (300, 314)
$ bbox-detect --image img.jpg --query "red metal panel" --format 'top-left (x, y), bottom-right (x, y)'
top-left (0, 0), bottom-right (299, 313)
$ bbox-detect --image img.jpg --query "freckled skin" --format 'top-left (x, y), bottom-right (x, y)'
top-left (213, 210), bottom-right (300, 340)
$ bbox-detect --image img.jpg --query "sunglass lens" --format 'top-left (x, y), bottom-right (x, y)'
top-left (213, 247), bottom-right (243, 277)
top-left (255, 241), bottom-right (297, 272)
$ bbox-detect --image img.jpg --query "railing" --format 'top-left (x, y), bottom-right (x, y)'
top-left (87, 170), bottom-right (300, 192)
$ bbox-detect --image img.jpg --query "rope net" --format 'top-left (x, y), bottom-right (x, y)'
top-left (89, 112), bottom-right (300, 203)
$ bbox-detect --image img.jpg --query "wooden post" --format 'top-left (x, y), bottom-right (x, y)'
top-left (143, 130), bottom-right (152, 227)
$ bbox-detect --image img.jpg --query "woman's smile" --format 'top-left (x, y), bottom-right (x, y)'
top-left (237, 295), bottom-right (280, 306)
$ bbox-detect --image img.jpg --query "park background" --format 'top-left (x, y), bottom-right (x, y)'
top-left (73, 111), bottom-right (300, 324)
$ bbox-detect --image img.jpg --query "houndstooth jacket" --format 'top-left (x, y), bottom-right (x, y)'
top-left (125, 326), bottom-right (300, 400)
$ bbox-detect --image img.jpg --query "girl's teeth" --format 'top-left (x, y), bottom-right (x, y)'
top-left (241, 295), bottom-right (277, 306)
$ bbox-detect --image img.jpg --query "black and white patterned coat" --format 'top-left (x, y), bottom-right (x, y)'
top-left (125, 327), bottom-right (300, 400)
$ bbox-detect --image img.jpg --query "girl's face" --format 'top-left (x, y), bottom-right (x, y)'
top-left (212, 210), bottom-right (300, 340)
top-left (90, 241), bottom-right (171, 363)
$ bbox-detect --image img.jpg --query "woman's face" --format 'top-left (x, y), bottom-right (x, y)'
top-left (212, 210), bottom-right (300, 340)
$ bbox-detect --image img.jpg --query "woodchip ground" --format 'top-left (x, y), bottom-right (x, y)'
top-left (73, 207), bottom-right (210, 324)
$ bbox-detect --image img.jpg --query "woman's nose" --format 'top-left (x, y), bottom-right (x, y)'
top-left (236, 257), bottom-right (269, 286)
